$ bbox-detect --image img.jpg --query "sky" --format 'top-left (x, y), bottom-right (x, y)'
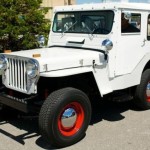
top-left (77, 0), bottom-right (150, 4)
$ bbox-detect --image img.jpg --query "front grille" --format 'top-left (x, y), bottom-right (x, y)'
top-left (7, 57), bottom-right (27, 92)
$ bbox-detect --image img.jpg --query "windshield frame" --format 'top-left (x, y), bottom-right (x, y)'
top-left (52, 10), bottom-right (114, 35)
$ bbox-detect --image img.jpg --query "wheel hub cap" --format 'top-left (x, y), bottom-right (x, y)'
top-left (146, 82), bottom-right (150, 102)
top-left (58, 102), bottom-right (84, 137)
top-left (61, 108), bottom-right (77, 128)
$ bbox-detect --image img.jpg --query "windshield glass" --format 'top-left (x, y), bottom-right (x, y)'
top-left (52, 11), bottom-right (114, 35)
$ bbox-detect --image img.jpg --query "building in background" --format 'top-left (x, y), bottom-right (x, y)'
top-left (42, 0), bottom-right (76, 20)
top-left (103, 0), bottom-right (150, 3)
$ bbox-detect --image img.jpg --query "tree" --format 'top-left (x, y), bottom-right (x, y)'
top-left (0, 0), bottom-right (50, 51)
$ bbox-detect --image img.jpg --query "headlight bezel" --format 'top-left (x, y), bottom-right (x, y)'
top-left (26, 59), bottom-right (39, 79)
top-left (0, 55), bottom-right (7, 71)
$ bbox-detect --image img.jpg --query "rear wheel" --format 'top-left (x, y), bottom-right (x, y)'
top-left (134, 69), bottom-right (150, 110)
top-left (39, 87), bottom-right (91, 148)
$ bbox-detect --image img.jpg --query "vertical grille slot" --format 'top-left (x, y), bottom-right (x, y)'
top-left (8, 57), bottom-right (27, 91)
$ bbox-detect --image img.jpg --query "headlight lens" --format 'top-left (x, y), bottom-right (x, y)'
top-left (0, 55), bottom-right (7, 70)
top-left (26, 59), bottom-right (39, 78)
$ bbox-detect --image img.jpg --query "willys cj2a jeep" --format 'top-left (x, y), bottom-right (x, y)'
top-left (1, 2), bottom-right (150, 148)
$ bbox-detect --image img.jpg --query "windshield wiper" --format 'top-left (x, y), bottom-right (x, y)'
top-left (62, 21), bottom-right (77, 36)
top-left (82, 22), bottom-right (95, 36)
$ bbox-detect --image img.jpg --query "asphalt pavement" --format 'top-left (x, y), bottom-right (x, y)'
top-left (1, 100), bottom-right (150, 150)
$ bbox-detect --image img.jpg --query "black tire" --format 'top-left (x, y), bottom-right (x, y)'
top-left (0, 104), bottom-right (7, 112)
top-left (39, 87), bottom-right (91, 148)
top-left (134, 69), bottom-right (150, 110)
top-left (0, 104), bottom-right (3, 111)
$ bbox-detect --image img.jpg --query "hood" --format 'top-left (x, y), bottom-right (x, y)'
top-left (4, 47), bottom-right (104, 72)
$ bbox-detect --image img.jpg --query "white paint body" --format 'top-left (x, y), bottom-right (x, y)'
top-left (2, 3), bottom-right (150, 96)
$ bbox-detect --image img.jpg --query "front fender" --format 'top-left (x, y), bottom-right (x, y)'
top-left (40, 66), bottom-right (92, 77)
top-left (40, 65), bottom-right (113, 97)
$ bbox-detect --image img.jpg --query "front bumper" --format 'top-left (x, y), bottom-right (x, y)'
top-left (0, 87), bottom-right (40, 113)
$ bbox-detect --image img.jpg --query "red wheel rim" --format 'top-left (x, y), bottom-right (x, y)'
top-left (146, 82), bottom-right (150, 102)
top-left (58, 102), bottom-right (85, 137)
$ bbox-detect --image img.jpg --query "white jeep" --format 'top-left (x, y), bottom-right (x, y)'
top-left (1, 2), bottom-right (150, 148)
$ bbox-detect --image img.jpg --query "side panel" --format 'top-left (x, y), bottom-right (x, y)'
top-left (111, 53), bottom-right (150, 90)
top-left (115, 11), bottom-right (146, 76)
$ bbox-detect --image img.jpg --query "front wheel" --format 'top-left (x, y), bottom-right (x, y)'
top-left (39, 87), bottom-right (91, 148)
top-left (134, 69), bottom-right (150, 110)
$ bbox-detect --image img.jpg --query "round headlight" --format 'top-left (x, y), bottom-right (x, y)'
top-left (26, 59), bottom-right (39, 78)
top-left (0, 55), bottom-right (7, 70)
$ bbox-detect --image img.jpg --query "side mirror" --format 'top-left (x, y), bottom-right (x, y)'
top-left (102, 39), bottom-right (113, 51)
